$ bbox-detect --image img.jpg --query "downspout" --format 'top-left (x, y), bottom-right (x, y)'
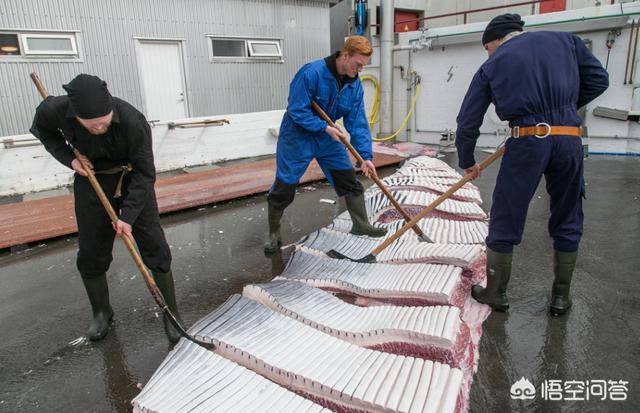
top-left (379, 0), bottom-right (394, 140)
top-left (407, 50), bottom-right (413, 142)
top-left (393, 31), bottom-right (431, 142)
top-left (624, 19), bottom-right (635, 84)
top-left (632, 18), bottom-right (640, 115)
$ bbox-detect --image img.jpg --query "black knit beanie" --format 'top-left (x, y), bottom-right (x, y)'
top-left (63, 74), bottom-right (113, 119)
top-left (482, 13), bottom-right (525, 45)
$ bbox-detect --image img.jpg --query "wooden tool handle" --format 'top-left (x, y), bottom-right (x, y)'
top-left (311, 100), bottom-right (365, 163)
top-left (372, 146), bottom-right (506, 255)
top-left (311, 100), bottom-right (430, 239)
top-left (28, 72), bottom-right (192, 342)
top-left (30, 73), bottom-right (49, 99)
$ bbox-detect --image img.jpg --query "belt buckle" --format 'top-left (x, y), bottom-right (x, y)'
top-left (534, 122), bottom-right (551, 139)
top-left (512, 126), bottom-right (520, 138)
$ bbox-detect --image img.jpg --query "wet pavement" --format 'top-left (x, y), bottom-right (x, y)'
top-left (0, 152), bottom-right (638, 413)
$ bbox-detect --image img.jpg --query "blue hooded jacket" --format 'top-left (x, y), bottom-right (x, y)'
top-left (279, 58), bottom-right (372, 161)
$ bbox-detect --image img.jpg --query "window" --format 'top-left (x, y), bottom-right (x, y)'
top-left (0, 34), bottom-right (20, 55)
top-left (21, 33), bottom-right (77, 55)
top-left (0, 30), bottom-right (79, 59)
top-left (247, 40), bottom-right (281, 58)
top-left (207, 36), bottom-right (283, 62)
top-left (211, 39), bottom-right (247, 57)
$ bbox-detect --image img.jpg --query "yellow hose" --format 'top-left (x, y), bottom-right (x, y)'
top-left (339, 74), bottom-right (421, 142)
top-left (360, 74), bottom-right (380, 129)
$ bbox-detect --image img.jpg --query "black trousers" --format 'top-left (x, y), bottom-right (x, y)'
top-left (74, 173), bottom-right (171, 279)
top-left (267, 168), bottom-right (363, 211)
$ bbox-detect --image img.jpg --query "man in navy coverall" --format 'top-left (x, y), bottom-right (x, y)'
top-left (264, 36), bottom-right (386, 254)
top-left (455, 14), bottom-right (608, 315)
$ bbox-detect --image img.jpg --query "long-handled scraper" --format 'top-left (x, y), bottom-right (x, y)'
top-left (30, 72), bottom-right (214, 350)
top-left (326, 146), bottom-right (506, 262)
top-left (311, 100), bottom-right (433, 243)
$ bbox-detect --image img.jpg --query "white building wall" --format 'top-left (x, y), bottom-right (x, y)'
top-left (0, 110), bottom-right (284, 196)
top-left (363, 2), bottom-right (640, 152)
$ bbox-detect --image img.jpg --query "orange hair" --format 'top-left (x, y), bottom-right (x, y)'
top-left (341, 36), bottom-right (372, 57)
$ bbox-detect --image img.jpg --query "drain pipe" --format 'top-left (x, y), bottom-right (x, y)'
top-left (394, 31), bottom-right (431, 142)
top-left (379, 0), bottom-right (394, 141)
top-left (632, 18), bottom-right (640, 116)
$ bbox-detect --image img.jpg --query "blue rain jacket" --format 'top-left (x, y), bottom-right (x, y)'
top-left (455, 31), bottom-right (608, 253)
top-left (275, 58), bottom-right (372, 187)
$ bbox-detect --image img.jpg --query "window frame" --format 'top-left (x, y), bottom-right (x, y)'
top-left (246, 40), bottom-right (282, 58)
top-left (210, 38), bottom-right (248, 58)
top-left (0, 33), bottom-right (21, 55)
top-left (206, 35), bottom-right (283, 63)
top-left (0, 29), bottom-right (82, 62)
top-left (20, 32), bottom-right (78, 56)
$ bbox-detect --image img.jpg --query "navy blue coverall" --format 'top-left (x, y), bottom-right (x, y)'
top-left (456, 31), bottom-right (609, 253)
top-left (267, 54), bottom-right (372, 210)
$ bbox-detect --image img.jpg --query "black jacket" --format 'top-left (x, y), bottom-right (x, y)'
top-left (30, 96), bottom-right (155, 225)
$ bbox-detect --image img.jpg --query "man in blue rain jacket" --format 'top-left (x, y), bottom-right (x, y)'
top-left (455, 14), bottom-right (608, 315)
top-left (264, 35), bottom-right (386, 254)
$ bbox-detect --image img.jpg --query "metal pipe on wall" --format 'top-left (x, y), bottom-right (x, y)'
top-left (624, 19), bottom-right (635, 84)
top-left (630, 18), bottom-right (639, 84)
top-left (632, 18), bottom-right (640, 115)
top-left (407, 50), bottom-right (413, 142)
top-left (379, 0), bottom-right (394, 140)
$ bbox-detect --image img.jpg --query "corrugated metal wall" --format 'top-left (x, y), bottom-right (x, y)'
top-left (0, 0), bottom-right (332, 136)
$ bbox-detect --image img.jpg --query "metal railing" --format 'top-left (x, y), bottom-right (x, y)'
top-left (372, 0), bottom-right (556, 28)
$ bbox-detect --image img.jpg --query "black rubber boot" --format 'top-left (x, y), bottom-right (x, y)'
top-left (264, 204), bottom-right (284, 254)
top-left (471, 248), bottom-right (512, 311)
top-left (81, 274), bottom-right (114, 341)
top-left (152, 270), bottom-right (183, 343)
top-left (345, 194), bottom-right (387, 237)
top-left (550, 250), bottom-right (577, 316)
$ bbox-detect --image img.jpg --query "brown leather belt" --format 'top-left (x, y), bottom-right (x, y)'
top-left (94, 163), bottom-right (133, 198)
top-left (511, 123), bottom-right (582, 138)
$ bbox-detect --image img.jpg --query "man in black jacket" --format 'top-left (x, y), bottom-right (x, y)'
top-left (31, 74), bottom-right (181, 342)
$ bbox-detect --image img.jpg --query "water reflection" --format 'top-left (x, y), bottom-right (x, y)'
top-left (532, 316), bottom-right (568, 413)
top-left (99, 329), bottom-right (138, 413)
top-left (266, 247), bottom-right (287, 277)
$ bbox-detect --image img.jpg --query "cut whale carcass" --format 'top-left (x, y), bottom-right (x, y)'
top-left (243, 280), bottom-right (471, 368)
top-left (132, 340), bottom-right (331, 413)
top-left (299, 229), bottom-right (484, 270)
top-left (275, 249), bottom-right (472, 308)
top-left (189, 294), bottom-right (465, 413)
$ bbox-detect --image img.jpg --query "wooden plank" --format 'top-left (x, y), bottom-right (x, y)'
top-left (0, 153), bottom-right (404, 249)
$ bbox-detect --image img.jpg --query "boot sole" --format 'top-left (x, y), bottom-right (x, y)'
top-left (550, 296), bottom-right (572, 316)
top-left (471, 290), bottom-right (509, 311)
top-left (88, 309), bottom-right (114, 341)
top-left (349, 230), bottom-right (387, 238)
top-left (263, 244), bottom-right (282, 255)
top-left (549, 305), bottom-right (571, 316)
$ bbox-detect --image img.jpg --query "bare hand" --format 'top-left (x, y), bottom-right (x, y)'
top-left (360, 160), bottom-right (378, 179)
top-left (325, 125), bottom-right (347, 143)
top-left (71, 155), bottom-right (93, 177)
top-left (464, 163), bottom-right (481, 180)
top-left (112, 219), bottom-right (133, 241)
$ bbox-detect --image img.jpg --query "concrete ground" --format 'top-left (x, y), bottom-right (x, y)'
top-left (0, 152), bottom-right (638, 413)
